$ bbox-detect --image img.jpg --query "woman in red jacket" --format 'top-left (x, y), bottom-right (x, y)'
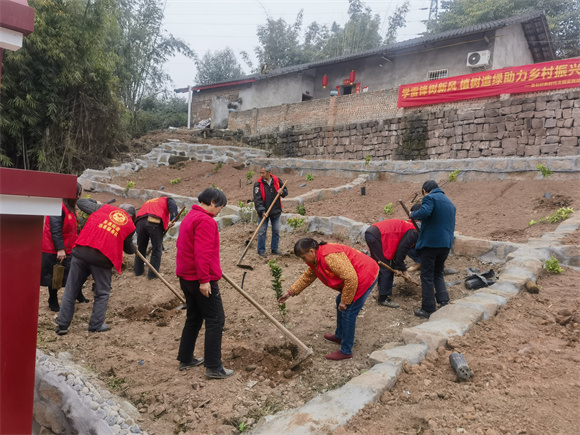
top-left (278, 238), bottom-right (379, 360)
top-left (40, 182), bottom-right (89, 311)
top-left (176, 188), bottom-right (234, 379)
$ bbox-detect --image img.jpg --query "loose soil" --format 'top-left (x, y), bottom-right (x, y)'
top-left (39, 157), bottom-right (580, 434)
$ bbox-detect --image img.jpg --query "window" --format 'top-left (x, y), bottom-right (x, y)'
top-left (301, 93), bottom-right (313, 101)
top-left (342, 85), bottom-right (352, 95)
top-left (427, 69), bottom-right (448, 81)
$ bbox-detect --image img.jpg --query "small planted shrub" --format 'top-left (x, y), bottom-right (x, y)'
top-left (305, 173), bottom-right (314, 181)
top-left (383, 203), bottom-right (394, 215)
top-left (170, 178), bottom-right (181, 185)
top-left (212, 162), bottom-right (223, 173)
top-left (364, 155), bottom-right (371, 166)
top-left (237, 201), bottom-right (254, 223)
top-left (267, 259), bottom-right (287, 324)
top-left (448, 169), bottom-right (461, 182)
top-left (246, 170), bottom-right (255, 183)
top-left (287, 217), bottom-right (306, 230)
top-left (544, 256), bottom-right (563, 274)
top-left (539, 207), bottom-right (574, 224)
top-left (211, 183), bottom-right (222, 190)
top-left (124, 181), bottom-right (135, 195)
top-left (296, 204), bottom-right (306, 216)
top-left (536, 163), bottom-right (553, 178)
top-left (528, 219), bottom-right (538, 226)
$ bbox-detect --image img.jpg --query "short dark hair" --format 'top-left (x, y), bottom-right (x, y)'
top-left (422, 180), bottom-right (439, 193)
top-left (198, 187), bottom-right (227, 207)
top-left (294, 238), bottom-right (327, 256)
top-left (119, 204), bottom-right (136, 222)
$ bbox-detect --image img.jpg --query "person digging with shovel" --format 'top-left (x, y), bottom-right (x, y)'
top-left (55, 200), bottom-right (136, 335)
top-left (253, 164), bottom-right (288, 258)
top-left (364, 218), bottom-right (419, 309)
top-left (40, 182), bottom-right (90, 312)
top-left (278, 238), bottom-right (379, 361)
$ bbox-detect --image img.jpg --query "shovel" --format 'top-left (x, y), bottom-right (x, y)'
top-left (398, 199), bottom-right (420, 231)
top-left (52, 262), bottom-right (65, 290)
top-left (221, 272), bottom-right (313, 369)
top-left (135, 251), bottom-right (185, 304)
top-left (236, 179), bottom-right (289, 270)
top-left (378, 260), bottom-right (419, 286)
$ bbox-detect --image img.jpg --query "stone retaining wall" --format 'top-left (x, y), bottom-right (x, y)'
top-left (232, 88), bottom-right (580, 160)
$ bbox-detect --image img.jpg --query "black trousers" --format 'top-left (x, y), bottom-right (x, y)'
top-left (364, 226), bottom-right (394, 297)
top-left (177, 278), bottom-right (225, 369)
top-left (134, 219), bottom-right (164, 278)
top-left (418, 247), bottom-right (450, 313)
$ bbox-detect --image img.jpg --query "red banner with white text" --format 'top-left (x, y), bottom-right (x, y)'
top-left (398, 58), bottom-right (580, 108)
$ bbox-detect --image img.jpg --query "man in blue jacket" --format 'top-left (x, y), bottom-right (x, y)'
top-left (409, 180), bottom-right (456, 318)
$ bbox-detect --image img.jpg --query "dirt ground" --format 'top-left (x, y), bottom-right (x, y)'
top-left (91, 159), bottom-right (579, 244)
top-left (38, 156), bottom-right (580, 434)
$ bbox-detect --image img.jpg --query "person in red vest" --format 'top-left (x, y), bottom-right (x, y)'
top-left (40, 182), bottom-right (89, 311)
top-left (278, 238), bottom-right (379, 360)
top-left (253, 164), bottom-right (288, 257)
top-left (176, 188), bottom-right (234, 379)
top-left (364, 219), bottom-right (419, 308)
top-left (55, 199), bottom-right (136, 335)
top-left (134, 196), bottom-right (178, 279)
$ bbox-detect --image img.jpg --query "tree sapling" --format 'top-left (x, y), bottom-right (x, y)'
top-left (267, 259), bottom-right (287, 325)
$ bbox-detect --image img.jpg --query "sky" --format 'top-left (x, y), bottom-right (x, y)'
top-left (162, 0), bottom-right (434, 93)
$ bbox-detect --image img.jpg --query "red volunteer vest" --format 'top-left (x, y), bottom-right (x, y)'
top-left (308, 243), bottom-right (379, 302)
top-left (42, 202), bottom-right (78, 254)
top-left (137, 197), bottom-right (170, 229)
top-left (373, 219), bottom-right (417, 260)
top-left (258, 175), bottom-right (283, 209)
top-left (75, 204), bottom-right (135, 273)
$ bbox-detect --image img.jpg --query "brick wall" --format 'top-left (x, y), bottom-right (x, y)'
top-left (229, 87), bottom-right (580, 159)
top-left (191, 89), bottom-right (241, 125)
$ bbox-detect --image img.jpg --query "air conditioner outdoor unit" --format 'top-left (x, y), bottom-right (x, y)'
top-left (467, 50), bottom-right (491, 68)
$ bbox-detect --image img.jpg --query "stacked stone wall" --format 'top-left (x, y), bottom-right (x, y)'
top-left (229, 88), bottom-right (580, 160)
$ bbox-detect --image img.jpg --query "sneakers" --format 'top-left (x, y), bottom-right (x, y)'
top-left (377, 297), bottom-right (400, 308)
top-left (205, 367), bottom-right (234, 379)
top-left (89, 323), bottom-right (110, 333)
top-left (271, 250), bottom-right (283, 255)
top-left (414, 309), bottom-right (431, 319)
top-left (258, 252), bottom-right (268, 258)
top-left (55, 325), bottom-right (68, 336)
top-left (323, 333), bottom-right (342, 344)
top-left (325, 350), bottom-right (352, 360)
top-left (179, 357), bottom-right (205, 371)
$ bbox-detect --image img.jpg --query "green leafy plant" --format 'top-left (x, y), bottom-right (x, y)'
top-left (212, 161), bottom-right (223, 173)
top-left (305, 173), bottom-right (314, 181)
top-left (124, 181), bottom-right (135, 194)
top-left (364, 155), bottom-right (371, 166)
top-left (449, 169), bottom-right (461, 182)
top-left (383, 203), bottom-right (394, 215)
top-left (237, 201), bottom-right (254, 223)
top-left (287, 217), bottom-right (306, 230)
top-left (536, 163), bottom-right (553, 178)
top-left (528, 219), bottom-right (537, 226)
top-left (84, 193), bottom-right (92, 199)
top-left (246, 170), bottom-right (255, 183)
top-left (238, 421), bottom-right (246, 433)
top-left (544, 256), bottom-right (563, 274)
top-left (539, 207), bottom-right (574, 224)
top-left (170, 178), bottom-right (181, 185)
top-left (211, 183), bottom-right (222, 190)
top-left (296, 204), bottom-right (306, 216)
top-left (267, 259), bottom-right (287, 324)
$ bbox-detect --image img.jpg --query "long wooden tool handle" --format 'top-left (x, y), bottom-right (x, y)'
top-left (135, 250), bottom-right (185, 303)
top-left (398, 199), bottom-right (420, 231)
top-left (237, 179), bottom-right (289, 265)
top-left (222, 272), bottom-right (310, 353)
top-left (164, 206), bottom-right (186, 236)
top-left (378, 260), bottom-right (418, 285)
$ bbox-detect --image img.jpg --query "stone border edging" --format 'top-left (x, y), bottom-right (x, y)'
top-left (35, 350), bottom-right (146, 435)
top-left (249, 214), bottom-right (579, 434)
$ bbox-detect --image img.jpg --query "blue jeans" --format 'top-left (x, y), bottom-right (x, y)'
top-left (334, 276), bottom-right (378, 355)
top-left (257, 214), bottom-right (281, 253)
